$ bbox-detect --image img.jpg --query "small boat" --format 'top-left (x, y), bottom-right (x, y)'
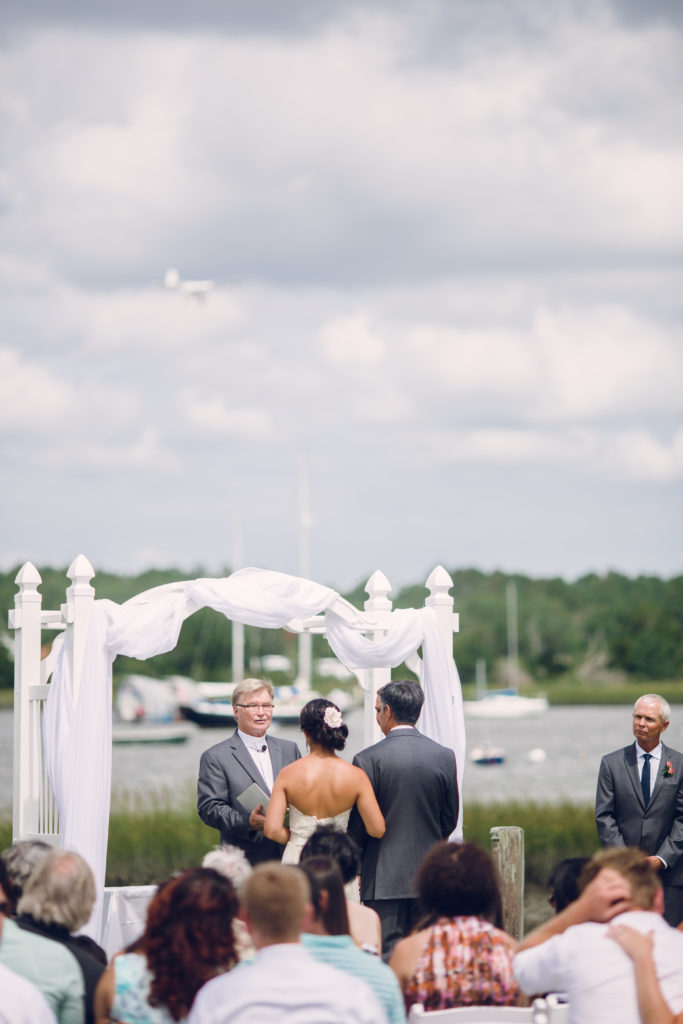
top-left (178, 696), bottom-right (236, 727)
top-left (112, 721), bottom-right (196, 744)
top-left (470, 744), bottom-right (506, 765)
top-left (114, 675), bottom-right (196, 743)
top-left (463, 688), bottom-right (549, 719)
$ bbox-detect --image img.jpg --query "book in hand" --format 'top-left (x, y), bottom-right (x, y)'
top-left (237, 782), bottom-right (270, 815)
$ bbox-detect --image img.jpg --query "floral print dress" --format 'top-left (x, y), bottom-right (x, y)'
top-left (403, 916), bottom-right (520, 1012)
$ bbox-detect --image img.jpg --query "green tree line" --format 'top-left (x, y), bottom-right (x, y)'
top-left (1, 565), bottom-right (682, 689)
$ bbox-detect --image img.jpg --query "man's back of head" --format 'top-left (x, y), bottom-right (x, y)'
top-left (17, 848), bottom-right (96, 933)
top-left (242, 863), bottom-right (311, 947)
top-left (581, 848), bottom-right (662, 912)
top-left (377, 680), bottom-right (424, 725)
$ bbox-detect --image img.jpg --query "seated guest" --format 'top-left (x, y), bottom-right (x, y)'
top-left (188, 862), bottom-right (388, 1023)
top-left (1, 839), bottom-right (52, 913)
top-left (16, 848), bottom-right (105, 1024)
top-left (201, 844), bottom-right (255, 960)
top-left (94, 868), bottom-right (239, 1024)
top-left (548, 857), bottom-right (590, 913)
top-left (0, 857), bottom-right (85, 1024)
top-left (0, 960), bottom-right (58, 1024)
top-left (299, 855), bottom-right (406, 1024)
top-left (609, 922), bottom-right (683, 1024)
top-left (514, 848), bottom-right (683, 1024)
top-left (300, 825), bottom-right (382, 954)
top-left (389, 841), bottom-right (519, 1012)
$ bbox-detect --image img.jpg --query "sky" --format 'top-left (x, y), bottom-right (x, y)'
top-left (1, 0), bottom-right (682, 595)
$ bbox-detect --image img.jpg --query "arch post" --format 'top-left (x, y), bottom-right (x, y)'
top-left (63, 554), bottom-right (95, 705)
top-left (363, 570), bottom-right (393, 745)
top-left (10, 563), bottom-right (44, 840)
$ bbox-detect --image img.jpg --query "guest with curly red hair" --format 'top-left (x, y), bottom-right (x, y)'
top-left (94, 868), bottom-right (239, 1023)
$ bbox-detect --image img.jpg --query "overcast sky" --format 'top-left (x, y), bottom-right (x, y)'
top-left (1, 0), bottom-right (682, 595)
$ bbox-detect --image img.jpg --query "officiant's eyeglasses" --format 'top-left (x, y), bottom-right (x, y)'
top-left (236, 703), bottom-right (275, 712)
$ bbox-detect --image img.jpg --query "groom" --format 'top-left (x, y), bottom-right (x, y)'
top-left (349, 679), bottom-right (459, 956)
top-left (197, 677), bottom-right (301, 864)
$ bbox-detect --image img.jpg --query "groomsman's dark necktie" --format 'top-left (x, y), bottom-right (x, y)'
top-left (641, 753), bottom-right (652, 806)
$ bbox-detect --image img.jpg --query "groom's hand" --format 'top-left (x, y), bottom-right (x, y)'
top-left (249, 804), bottom-right (266, 831)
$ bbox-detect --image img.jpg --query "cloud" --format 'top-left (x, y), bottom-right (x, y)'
top-left (0, 345), bottom-right (74, 429)
top-left (181, 389), bottom-right (274, 439)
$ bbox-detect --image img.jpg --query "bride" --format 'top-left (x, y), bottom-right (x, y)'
top-left (264, 698), bottom-right (385, 864)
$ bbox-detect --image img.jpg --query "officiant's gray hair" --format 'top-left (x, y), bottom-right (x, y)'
top-left (378, 680), bottom-right (424, 725)
top-left (232, 677), bottom-right (275, 708)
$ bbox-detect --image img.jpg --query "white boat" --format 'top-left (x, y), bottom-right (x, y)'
top-left (463, 688), bottom-right (549, 719)
top-left (114, 675), bottom-right (197, 742)
top-left (112, 721), bottom-right (197, 744)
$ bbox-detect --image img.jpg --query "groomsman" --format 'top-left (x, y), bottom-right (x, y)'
top-left (596, 693), bottom-right (683, 925)
top-left (349, 679), bottom-right (459, 956)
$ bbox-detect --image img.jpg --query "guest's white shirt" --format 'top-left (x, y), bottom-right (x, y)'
top-left (514, 910), bottom-right (683, 1024)
top-left (188, 941), bottom-right (388, 1024)
top-left (0, 962), bottom-right (57, 1024)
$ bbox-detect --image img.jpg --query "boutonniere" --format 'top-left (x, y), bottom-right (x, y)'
top-left (662, 761), bottom-right (674, 778)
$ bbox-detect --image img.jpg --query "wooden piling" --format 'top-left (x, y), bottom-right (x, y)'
top-left (490, 825), bottom-right (524, 939)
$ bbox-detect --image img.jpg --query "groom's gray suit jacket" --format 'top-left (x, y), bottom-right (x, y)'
top-left (198, 730), bottom-right (301, 864)
top-left (349, 727), bottom-right (459, 901)
top-left (596, 741), bottom-right (683, 886)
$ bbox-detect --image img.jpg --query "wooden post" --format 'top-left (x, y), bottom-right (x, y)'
top-left (490, 825), bottom-right (525, 939)
top-left (363, 570), bottom-right (393, 745)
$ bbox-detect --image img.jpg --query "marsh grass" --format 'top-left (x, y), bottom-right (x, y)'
top-left (1, 795), bottom-right (600, 889)
top-left (463, 800), bottom-right (599, 885)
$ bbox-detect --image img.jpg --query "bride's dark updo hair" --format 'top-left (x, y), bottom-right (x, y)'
top-left (300, 698), bottom-right (348, 751)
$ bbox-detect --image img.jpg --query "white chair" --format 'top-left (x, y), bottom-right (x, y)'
top-left (408, 997), bottom-right (568, 1023)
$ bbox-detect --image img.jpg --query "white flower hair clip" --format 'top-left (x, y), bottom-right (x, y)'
top-left (323, 706), bottom-right (343, 729)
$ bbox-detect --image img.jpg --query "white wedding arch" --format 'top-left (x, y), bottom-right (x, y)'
top-left (9, 556), bottom-right (465, 940)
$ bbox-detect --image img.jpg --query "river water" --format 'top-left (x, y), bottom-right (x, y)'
top-left (3, 704), bottom-right (671, 817)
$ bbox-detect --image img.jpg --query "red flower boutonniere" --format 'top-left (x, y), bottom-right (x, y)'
top-left (662, 761), bottom-right (674, 779)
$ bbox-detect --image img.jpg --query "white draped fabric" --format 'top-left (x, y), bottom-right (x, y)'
top-left (42, 567), bottom-right (464, 941)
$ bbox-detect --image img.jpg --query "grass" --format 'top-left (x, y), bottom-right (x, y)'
top-left (1, 796), bottom-right (600, 889)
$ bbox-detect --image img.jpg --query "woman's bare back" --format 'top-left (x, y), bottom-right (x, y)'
top-left (278, 754), bottom-right (365, 818)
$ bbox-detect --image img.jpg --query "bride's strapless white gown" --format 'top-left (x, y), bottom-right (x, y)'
top-left (281, 806), bottom-right (359, 902)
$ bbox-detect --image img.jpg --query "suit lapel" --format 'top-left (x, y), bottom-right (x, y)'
top-left (647, 743), bottom-right (670, 810)
top-left (624, 743), bottom-right (646, 809)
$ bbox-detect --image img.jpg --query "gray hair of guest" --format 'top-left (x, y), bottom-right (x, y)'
top-left (378, 679), bottom-right (424, 725)
top-left (202, 844), bottom-right (253, 890)
top-left (231, 677), bottom-right (275, 709)
top-left (18, 848), bottom-right (96, 933)
top-left (1, 839), bottom-right (52, 903)
top-left (634, 693), bottom-right (671, 725)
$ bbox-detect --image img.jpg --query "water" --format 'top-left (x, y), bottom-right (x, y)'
top-left (3, 704), bottom-right (670, 817)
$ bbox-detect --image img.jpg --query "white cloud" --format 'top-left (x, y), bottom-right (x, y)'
top-left (319, 313), bottom-right (386, 368)
top-left (181, 389), bottom-right (274, 439)
top-left (0, 345), bottom-right (74, 429)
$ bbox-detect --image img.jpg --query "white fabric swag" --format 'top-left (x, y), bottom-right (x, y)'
top-left (43, 567), bottom-right (464, 941)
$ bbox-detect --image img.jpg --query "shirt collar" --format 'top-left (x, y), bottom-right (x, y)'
top-left (635, 740), bottom-right (663, 760)
top-left (238, 729), bottom-right (269, 750)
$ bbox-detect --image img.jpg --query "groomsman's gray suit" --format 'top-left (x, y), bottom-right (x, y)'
top-left (349, 690), bottom-right (459, 957)
top-left (596, 740), bottom-right (683, 926)
top-left (198, 731), bottom-right (301, 865)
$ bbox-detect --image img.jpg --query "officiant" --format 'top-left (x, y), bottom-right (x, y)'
top-left (197, 678), bottom-right (302, 864)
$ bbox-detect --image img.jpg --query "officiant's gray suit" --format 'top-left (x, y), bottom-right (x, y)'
top-left (349, 727), bottom-right (459, 952)
top-left (596, 741), bottom-right (683, 925)
top-left (198, 731), bottom-right (301, 865)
